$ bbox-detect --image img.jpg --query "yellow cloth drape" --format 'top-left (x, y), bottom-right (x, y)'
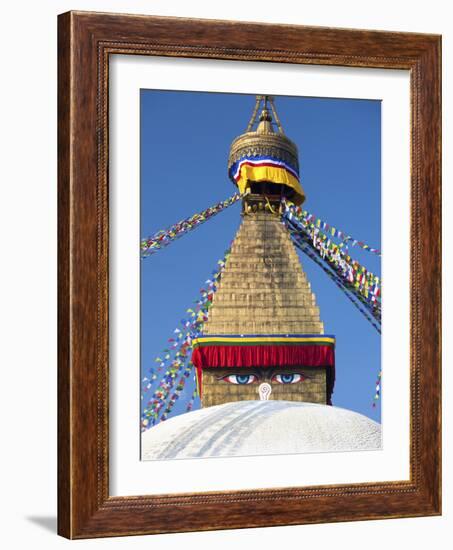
top-left (235, 164), bottom-right (305, 204)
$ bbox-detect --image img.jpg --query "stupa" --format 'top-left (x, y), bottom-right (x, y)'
top-left (191, 96), bottom-right (335, 408)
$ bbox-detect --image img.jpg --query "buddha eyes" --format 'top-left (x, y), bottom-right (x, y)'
top-left (220, 373), bottom-right (306, 384)
top-left (221, 374), bottom-right (258, 385)
top-left (271, 373), bottom-right (305, 384)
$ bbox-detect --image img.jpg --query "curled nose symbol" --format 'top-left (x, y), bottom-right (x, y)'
top-left (258, 383), bottom-right (272, 401)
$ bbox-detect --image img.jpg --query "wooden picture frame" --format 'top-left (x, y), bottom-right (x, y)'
top-left (58, 10), bottom-right (441, 539)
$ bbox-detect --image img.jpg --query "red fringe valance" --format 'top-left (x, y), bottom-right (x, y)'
top-left (192, 344), bottom-right (334, 369)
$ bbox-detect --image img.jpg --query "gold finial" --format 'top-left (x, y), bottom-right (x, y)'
top-left (256, 106), bottom-right (274, 134)
top-left (259, 108), bottom-right (271, 122)
top-left (228, 95), bottom-right (305, 205)
top-left (245, 95), bottom-right (284, 134)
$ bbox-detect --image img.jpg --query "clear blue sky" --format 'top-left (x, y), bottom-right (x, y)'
top-left (140, 90), bottom-right (381, 423)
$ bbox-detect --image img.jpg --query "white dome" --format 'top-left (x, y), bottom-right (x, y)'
top-left (141, 400), bottom-right (381, 460)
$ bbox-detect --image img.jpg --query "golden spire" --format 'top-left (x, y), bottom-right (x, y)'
top-left (245, 95), bottom-right (284, 134)
top-left (228, 95), bottom-right (305, 205)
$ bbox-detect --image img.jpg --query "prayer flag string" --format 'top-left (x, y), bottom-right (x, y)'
top-left (287, 231), bottom-right (381, 405)
top-left (290, 234), bottom-right (381, 333)
top-left (372, 371), bottom-right (382, 407)
top-left (141, 194), bottom-right (241, 257)
top-left (292, 205), bottom-right (381, 256)
top-left (141, 248), bottom-right (231, 430)
top-left (186, 388), bottom-right (198, 413)
top-left (282, 200), bottom-right (381, 320)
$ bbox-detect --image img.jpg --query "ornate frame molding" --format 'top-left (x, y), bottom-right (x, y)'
top-left (58, 11), bottom-right (441, 538)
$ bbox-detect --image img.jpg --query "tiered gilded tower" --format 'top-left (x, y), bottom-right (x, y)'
top-left (191, 96), bottom-right (335, 407)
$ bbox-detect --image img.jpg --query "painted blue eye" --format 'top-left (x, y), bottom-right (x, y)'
top-left (272, 373), bottom-right (305, 384)
top-left (222, 374), bottom-right (258, 385)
